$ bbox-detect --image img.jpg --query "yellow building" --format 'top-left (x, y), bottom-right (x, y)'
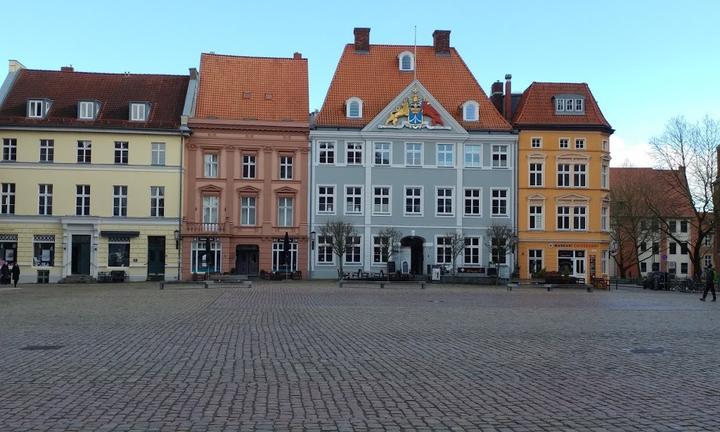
top-left (0, 61), bottom-right (196, 283)
top-left (510, 82), bottom-right (613, 281)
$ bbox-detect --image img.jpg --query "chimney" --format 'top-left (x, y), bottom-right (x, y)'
top-left (293, 52), bottom-right (303, 60)
top-left (503, 74), bottom-right (512, 120)
top-left (490, 81), bottom-right (503, 114)
top-left (188, 67), bottom-right (198, 79)
top-left (432, 30), bottom-right (451, 55)
top-left (61, 66), bottom-right (74, 72)
top-left (354, 27), bottom-right (370, 53)
top-left (8, 60), bottom-right (25, 73)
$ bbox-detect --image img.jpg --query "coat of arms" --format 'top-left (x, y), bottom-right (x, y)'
top-left (382, 88), bottom-right (447, 129)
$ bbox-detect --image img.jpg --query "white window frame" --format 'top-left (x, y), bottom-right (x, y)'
top-left (435, 235), bottom-right (453, 265)
top-left (491, 188), bottom-right (509, 217)
top-left (529, 203), bottom-right (544, 230)
top-left (150, 186), bottom-right (165, 217)
top-left (190, 239), bottom-right (221, 273)
top-left (28, 100), bottom-right (46, 118)
top-left (372, 185), bottom-right (391, 216)
top-left (491, 145), bottom-right (508, 168)
top-left (0, 183), bottom-right (15, 214)
top-left (573, 163), bottom-right (587, 188)
top-left (114, 141), bottom-right (129, 165)
top-left (317, 185), bottom-right (336, 215)
top-left (463, 188), bottom-right (482, 217)
top-left (556, 98), bottom-right (565, 112)
top-left (575, 98), bottom-right (584, 112)
top-left (202, 195), bottom-right (219, 228)
top-left (40, 139), bottom-right (54, 162)
top-left (529, 249), bottom-right (543, 275)
top-left (279, 155), bottom-right (293, 180)
top-left (345, 235), bottom-right (363, 265)
top-left (38, 184), bottom-right (53, 216)
top-left (346, 97), bottom-right (363, 118)
top-left (601, 206), bottom-right (609, 231)
top-left (531, 137), bottom-right (542, 149)
top-left (346, 142), bottom-right (363, 165)
top-left (130, 103), bottom-right (148, 121)
top-left (75, 184), bottom-right (90, 216)
top-left (601, 163), bottom-right (609, 189)
top-left (277, 196), bottom-right (294, 227)
top-left (575, 138), bottom-right (586, 150)
top-left (464, 144), bottom-right (481, 168)
top-left (242, 154), bottom-right (256, 179)
top-left (398, 51), bottom-right (415, 71)
top-left (559, 138), bottom-right (570, 149)
top-left (435, 186), bottom-right (455, 217)
top-left (2, 138), bottom-right (17, 161)
top-left (405, 142), bottom-right (423, 166)
top-left (529, 162), bottom-right (544, 187)
top-left (404, 186), bottom-right (423, 216)
top-left (112, 185), bottom-right (127, 217)
top-left (77, 140), bottom-right (92, 163)
top-left (151, 142), bottom-right (165, 166)
top-left (602, 140), bottom-right (609, 152)
top-left (573, 206), bottom-right (587, 231)
top-left (436, 143), bottom-right (454, 167)
top-left (78, 101), bottom-right (95, 120)
top-left (372, 235), bottom-right (389, 265)
top-left (344, 185), bottom-right (363, 216)
top-left (462, 101), bottom-right (479, 121)
top-left (373, 142), bottom-right (391, 166)
top-left (464, 236), bottom-right (481, 266)
top-left (272, 239), bottom-right (298, 272)
top-left (317, 235), bottom-right (334, 265)
top-left (204, 153), bottom-right (219, 178)
top-left (318, 142), bottom-right (336, 165)
top-left (240, 196), bottom-right (256, 226)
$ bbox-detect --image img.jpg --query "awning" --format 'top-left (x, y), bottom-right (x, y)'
top-left (100, 231), bottom-right (140, 238)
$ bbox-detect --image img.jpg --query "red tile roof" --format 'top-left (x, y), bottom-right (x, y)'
top-left (316, 44), bottom-right (511, 131)
top-left (512, 82), bottom-right (612, 131)
top-left (0, 69), bottom-right (189, 130)
top-left (194, 53), bottom-right (308, 122)
top-left (610, 167), bottom-right (695, 217)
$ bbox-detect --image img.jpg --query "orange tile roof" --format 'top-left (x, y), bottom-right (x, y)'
top-left (195, 53), bottom-right (308, 122)
top-left (512, 82), bottom-right (612, 130)
top-left (316, 44), bottom-right (511, 131)
top-left (610, 167), bottom-right (695, 217)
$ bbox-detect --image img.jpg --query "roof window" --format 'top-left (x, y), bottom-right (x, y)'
top-left (130, 102), bottom-right (150, 122)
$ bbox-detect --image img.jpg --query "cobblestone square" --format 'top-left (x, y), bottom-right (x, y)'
top-left (1, 282), bottom-right (718, 431)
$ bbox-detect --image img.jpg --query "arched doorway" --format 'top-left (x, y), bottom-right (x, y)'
top-left (400, 236), bottom-right (425, 275)
top-left (235, 245), bottom-right (259, 276)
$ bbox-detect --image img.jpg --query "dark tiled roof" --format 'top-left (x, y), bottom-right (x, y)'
top-left (194, 53), bottom-right (308, 122)
top-left (512, 82), bottom-right (612, 130)
top-left (316, 44), bottom-right (511, 131)
top-left (0, 68), bottom-right (189, 130)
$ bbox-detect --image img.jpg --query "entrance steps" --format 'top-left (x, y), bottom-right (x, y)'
top-left (59, 274), bottom-right (97, 284)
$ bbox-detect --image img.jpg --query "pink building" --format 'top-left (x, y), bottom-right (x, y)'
top-left (181, 53), bottom-right (309, 279)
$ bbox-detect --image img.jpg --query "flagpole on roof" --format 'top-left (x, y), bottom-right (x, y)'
top-left (413, 25), bottom-right (417, 81)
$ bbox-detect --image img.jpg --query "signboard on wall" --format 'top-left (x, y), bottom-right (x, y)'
top-left (589, 255), bottom-right (596, 278)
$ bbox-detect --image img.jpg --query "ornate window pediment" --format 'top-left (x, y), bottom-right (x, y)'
top-left (556, 193), bottom-right (590, 204)
top-left (236, 185), bottom-right (260, 195)
top-left (199, 185), bottom-right (223, 194)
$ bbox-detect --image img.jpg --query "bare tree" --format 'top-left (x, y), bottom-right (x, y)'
top-left (320, 220), bottom-right (356, 279)
top-left (442, 231), bottom-right (466, 274)
top-left (485, 225), bottom-right (516, 281)
top-left (377, 228), bottom-right (403, 276)
top-left (610, 169), bottom-right (659, 277)
top-left (649, 116), bottom-right (720, 279)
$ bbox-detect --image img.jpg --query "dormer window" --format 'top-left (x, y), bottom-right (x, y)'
top-left (462, 101), bottom-right (479, 121)
top-left (78, 101), bottom-right (99, 120)
top-left (346, 97), bottom-right (363, 119)
top-left (555, 95), bottom-right (585, 115)
top-left (27, 99), bottom-right (50, 119)
top-left (130, 102), bottom-right (149, 121)
top-left (398, 51), bottom-right (415, 71)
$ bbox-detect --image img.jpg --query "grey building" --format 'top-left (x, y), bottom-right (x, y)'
top-left (309, 28), bottom-right (517, 279)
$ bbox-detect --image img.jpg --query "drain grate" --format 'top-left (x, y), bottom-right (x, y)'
top-left (21, 345), bottom-right (64, 351)
top-left (629, 347), bottom-right (665, 354)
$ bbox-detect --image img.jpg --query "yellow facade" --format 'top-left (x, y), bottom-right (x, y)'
top-left (0, 130), bottom-right (183, 282)
top-left (517, 130), bottom-right (611, 280)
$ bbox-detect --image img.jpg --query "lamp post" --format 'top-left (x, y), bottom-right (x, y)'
top-left (173, 230), bottom-right (180, 249)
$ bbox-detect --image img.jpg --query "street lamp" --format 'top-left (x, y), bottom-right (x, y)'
top-left (310, 231), bottom-right (316, 249)
top-left (173, 230), bottom-right (180, 250)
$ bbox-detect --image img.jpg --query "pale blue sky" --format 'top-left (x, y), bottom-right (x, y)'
top-left (3, 0), bottom-right (719, 166)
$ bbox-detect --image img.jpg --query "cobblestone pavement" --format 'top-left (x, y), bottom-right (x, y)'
top-left (0, 282), bottom-right (718, 431)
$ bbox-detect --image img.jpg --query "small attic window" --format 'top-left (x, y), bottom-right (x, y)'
top-left (130, 102), bottom-right (150, 121)
top-left (27, 99), bottom-right (50, 119)
top-left (78, 101), bottom-right (98, 120)
top-left (555, 95), bottom-right (585, 115)
top-left (398, 51), bottom-right (415, 71)
top-left (462, 101), bottom-right (479, 121)
top-left (346, 97), bottom-right (363, 118)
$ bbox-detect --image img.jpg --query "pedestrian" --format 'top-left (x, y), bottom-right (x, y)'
top-left (11, 262), bottom-right (20, 287)
top-left (701, 264), bottom-right (717, 302)
top-left (0, 260), bottom-right (9, 285)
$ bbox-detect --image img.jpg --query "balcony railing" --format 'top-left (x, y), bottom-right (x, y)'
top-left (183, 221), bottom-right (230, 235)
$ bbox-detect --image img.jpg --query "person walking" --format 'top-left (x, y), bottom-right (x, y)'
top-left (11, 262), bottom-right (20, 287)
top-left (0, 260), bottom-right (9, 285)
top-left (701, 264), bottom-right (716, 302)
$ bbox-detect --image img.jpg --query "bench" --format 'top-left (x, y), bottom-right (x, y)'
top-left (160, 280), bottom-right (209, 290)
top-left (338, 280), bottom-right (387, 288)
